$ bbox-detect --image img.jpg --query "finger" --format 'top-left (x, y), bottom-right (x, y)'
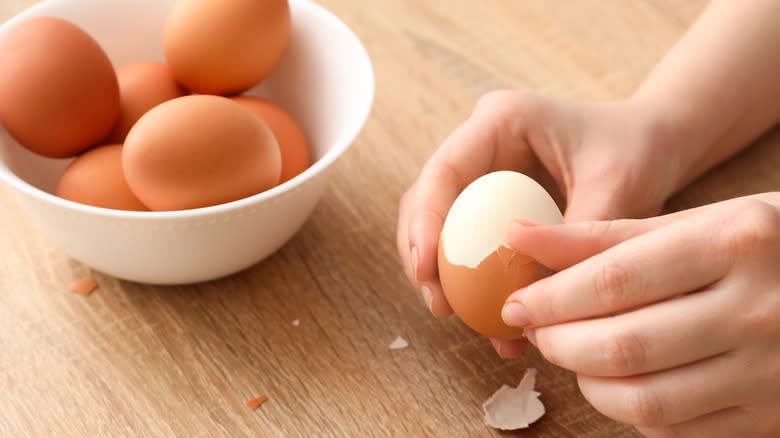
top-left (529, 287), bottom-right (737, 377)
top-left (422, 280), bottom-right (454, 318)
top-left (490, 337), bottom-right (527, 359)
top-left (507, 206), bottom-right (704, 272)
top-left (504, 205), bottom-right (734, 327)
top-left (637, 407), bottom-right (753, 438)
top-left (577, 353), bottom-right (747, 428)
top-left (408, 92), bottom-right (541, 285)
top-left (564, 189), bottom-right (640, 223)
top-left (409, 117), bottom-right (498, 284)
top-left (396, 187), bottom-right (416, 285)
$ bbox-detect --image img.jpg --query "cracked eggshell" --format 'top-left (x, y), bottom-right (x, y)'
top-left (438, 171), bottom-right (563, 340)
top-left (483, 368), bottom-right (545, 430)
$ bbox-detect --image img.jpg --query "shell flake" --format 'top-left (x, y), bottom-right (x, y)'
top-left (482, 369), bottom-right (545, 430)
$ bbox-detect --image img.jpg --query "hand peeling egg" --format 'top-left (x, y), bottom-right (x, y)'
top-left (438, 171), bottom-right (563, 340)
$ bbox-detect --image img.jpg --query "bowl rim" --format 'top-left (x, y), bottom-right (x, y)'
top-left (0, 0), bottom-right (376, 220)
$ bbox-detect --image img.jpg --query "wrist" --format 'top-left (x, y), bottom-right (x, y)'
top-left (622, 93), bottom-right (707, 199)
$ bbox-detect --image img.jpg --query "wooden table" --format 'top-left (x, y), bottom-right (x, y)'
top-left (3, 1), bottom-right (779, 437)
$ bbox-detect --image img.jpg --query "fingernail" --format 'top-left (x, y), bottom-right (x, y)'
top-left (509, 220), bottom-right (538, 241)
top-left (502, 300), bottom-right (530, 327)
top-left (516, 219), bottom-right (539, 227)
top-left (421, 284), bottom-right (433, 313)
top-left (524, 329), bottom-right (537, 347)
top-left (495, 341), bottom-right (505, 358)
top-left (411, 246), bottom-right (419, 281)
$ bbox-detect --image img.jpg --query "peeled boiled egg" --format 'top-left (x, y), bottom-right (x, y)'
top-left (122, 95), bottom-right (281, 211)
top-left (0, 17), bottom-right (119, 158)
top-left (231, 96), bottom-right (311, 183)
top-left (438, 171), bottom-right (564, 340)
top-left (56, 144), bottom-right (148, 211)
top-left (164, 0), bottom-right (291, 95)
top-left (107, 61), bottom-right (186, 143)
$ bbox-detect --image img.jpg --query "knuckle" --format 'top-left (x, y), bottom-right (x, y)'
top-left (532, 331), bottom-right (561, 366)
top-left (625, 386), bottom-right (666, 427)
top-left (723, 200), bottom-right (780, 258)
top-left (585, 220), bottom-right (614, 240)
top-left (736, 298), bottom-right (780, 338)
top-left (475, 89), bottom-right (519, 111)
top-left (476, 90), bottom-right (543, 123)
top-left (592, 257), bottom-right (634, 309)
top-left (523, 282), bottom-right (555, 325)
top-left (602, 330), bottom-right (647, 375)
top-left (637, 426), bottom-right (680, 438)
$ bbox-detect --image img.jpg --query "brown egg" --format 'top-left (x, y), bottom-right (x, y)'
top-left (108, 61), bottom-right (186, 143)
top-left (0, 17), bottom-right (119, 158)
top-left (437, 171), bottom-right (564, 340)
top-left (123, 95), bottom-right (281, 211)
top-left (56, 144), bottom-right (148, 211)
top-left (231, 96), bottom-right (311, 183)
top-left (164, 0), bottom-right (291, 95)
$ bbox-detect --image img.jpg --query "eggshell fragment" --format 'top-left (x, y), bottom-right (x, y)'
top-left (438, 245), bottom-right (546, 340)
top-left (68, 276), bottom-right (98, 296)
top-left (483, 368), bottom-right (545, 430)
top-left (123, 95), bottom-right (281, 211)
top-left (246, 395), bottom-right (269, 410)
top-left (0, 17), bottom-right (119, 158)
top-left (388, 336), bottom-right (409, 350)
top-left (438, 171), bottom-right (563, 340)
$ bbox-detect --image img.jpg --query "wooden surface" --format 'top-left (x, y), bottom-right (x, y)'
top-left (3, 1), bottom-right (780, 437)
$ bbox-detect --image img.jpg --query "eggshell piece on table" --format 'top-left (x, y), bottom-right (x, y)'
top-left (232, 96), bottom-right (311, 183)
top-left (68, 276), bottom-right (98, 296)
top-left (122, 95), bottom-right (282, 211)
top-left (483, 368), bottom-right (545, 430)
top-left (438, 171), bottom-right (564, 340)
top-left (108, 61), bottom-right (186, 143)
top-left (164, 0), bottom-right (291, 95)
top-left (56, 144), bottom-right (148, 211)
top-left (0, 17), bottom-right (119, 158)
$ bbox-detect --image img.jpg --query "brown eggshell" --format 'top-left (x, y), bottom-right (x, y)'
top-left (56, 144), bottom-right (148, 211)
top-left (231, 96), bottom-right (311, 183)
top-left (122, 95), bottom-right (282, 211)
top-left (0, 17), bottom-right (119, 158)
top-left (108, 61), bottom-right (186, 143)
top-left (164, 0), bottom-right (291, 95)
top-left (438, 242), bottom-right (545, 340)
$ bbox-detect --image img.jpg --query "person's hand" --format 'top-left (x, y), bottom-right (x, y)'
top-left (502, 195), bottom-right (780, 437)
top-left (397, 90), bottom-right (682, 356)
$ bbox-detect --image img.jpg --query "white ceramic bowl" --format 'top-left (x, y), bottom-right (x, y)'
top-left (0, 0), bottom-right (375, 284)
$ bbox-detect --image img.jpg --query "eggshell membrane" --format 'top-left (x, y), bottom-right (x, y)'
top-left (56, 144), bottom-right (148, 211)
top-left (0, 17), bottom-right (119, 158)
top-left (122, 95), bottom-right (281, 211)
top-left (164, 0), bottom-right (291, 95)
top-left (108, 61), bottom-right (186, 143)
top-left (231, 96), bottom-right (311, 183)
top-left (438, 171), bottom-right (564, 340)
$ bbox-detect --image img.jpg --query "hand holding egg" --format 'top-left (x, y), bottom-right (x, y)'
top-left (398, 91), bottom-right (676, 355)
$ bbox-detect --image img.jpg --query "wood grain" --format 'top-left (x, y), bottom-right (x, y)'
top-left (5, 1), bottom-right (779, 437)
